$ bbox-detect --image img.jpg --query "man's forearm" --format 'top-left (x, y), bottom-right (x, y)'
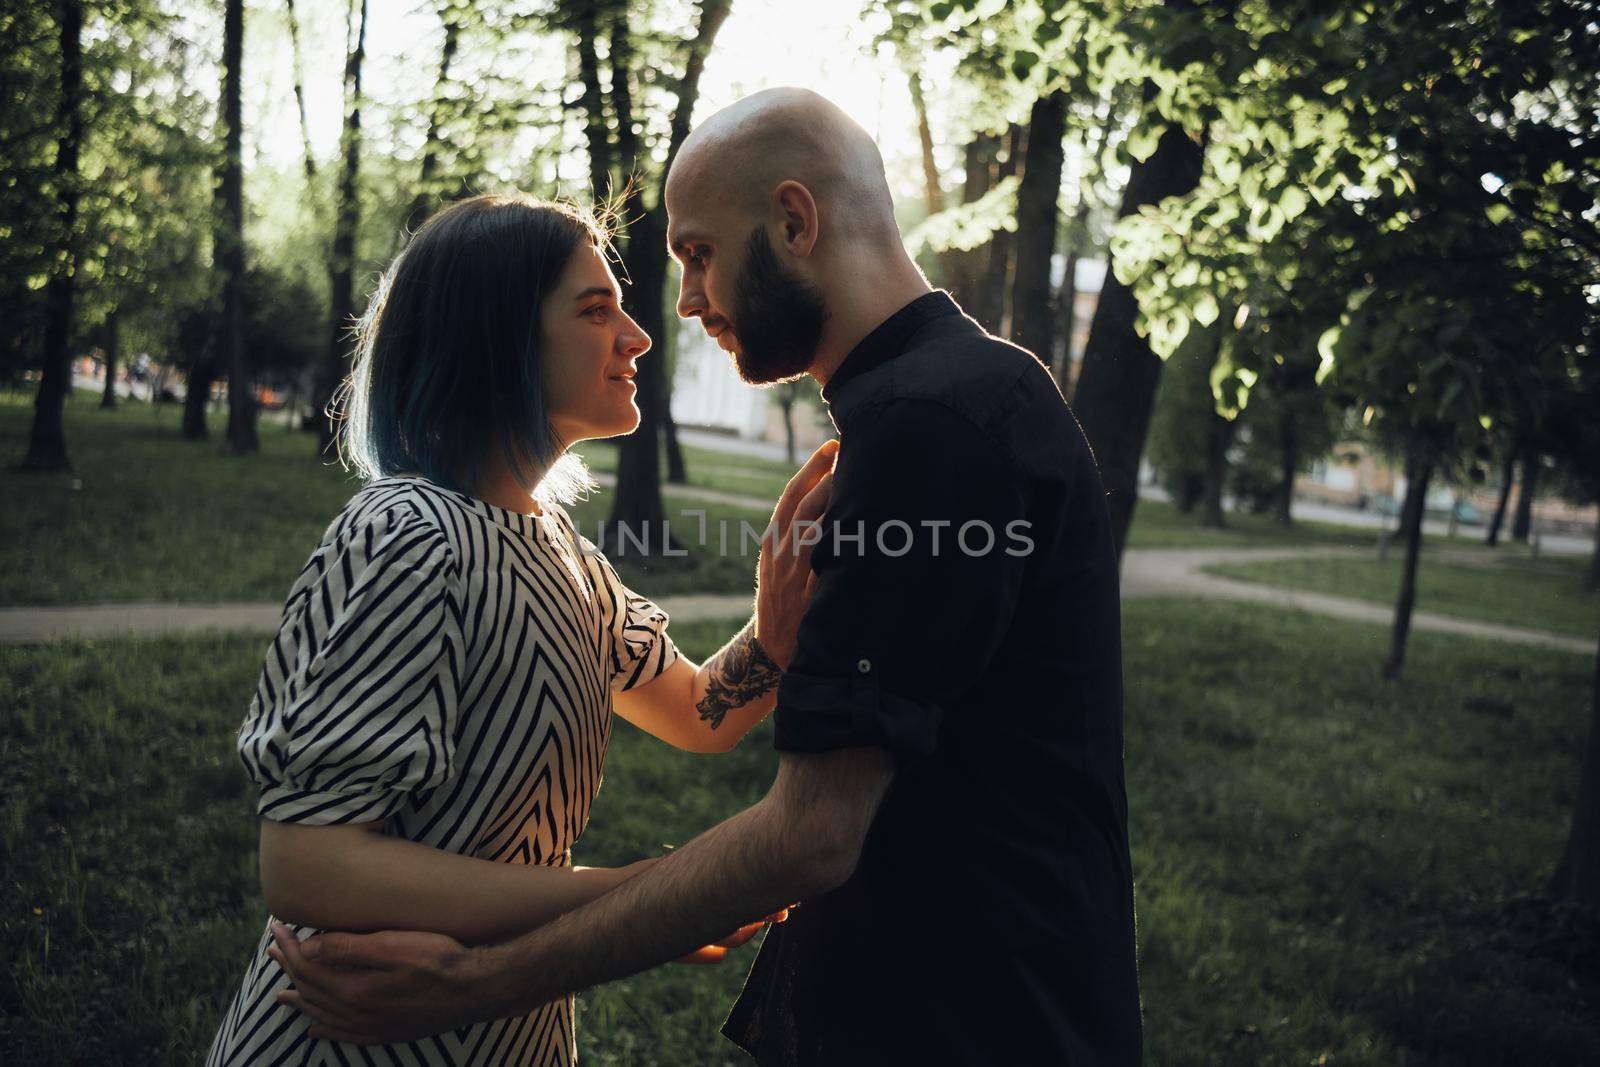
top-left (480, 793), bottom-right (821, 1015)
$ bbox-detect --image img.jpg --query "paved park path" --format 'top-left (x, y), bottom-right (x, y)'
top-left (2, 544), bottom-right (1590, 655)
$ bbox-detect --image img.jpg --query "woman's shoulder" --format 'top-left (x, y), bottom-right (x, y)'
top-left (315, 476), bottom-right (465, 561)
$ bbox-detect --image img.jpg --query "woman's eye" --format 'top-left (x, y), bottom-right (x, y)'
top-left (585, 305), bottom-right (609, 321)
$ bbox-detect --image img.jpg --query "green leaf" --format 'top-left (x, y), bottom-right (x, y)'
top-left (1125, 122), bottom-right (1161, 163)
top-left (1278, 185), bottom-right (1309, 221)
top-left (1315, 326), bottom-right (1340, 384)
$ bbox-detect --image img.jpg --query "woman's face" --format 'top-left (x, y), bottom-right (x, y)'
top-left (540, 241), bottom-right (652, 449)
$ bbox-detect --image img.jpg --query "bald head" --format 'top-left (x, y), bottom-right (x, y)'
top-left (668, 88), bottom-right (899, 245)
top-left (665, 88), bottom-right (933, 389)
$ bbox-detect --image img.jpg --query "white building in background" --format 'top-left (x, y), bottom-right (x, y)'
top-left (669, 320), bottom-right (769, 438)
top-left (669, 317), bottom-right (835, 454)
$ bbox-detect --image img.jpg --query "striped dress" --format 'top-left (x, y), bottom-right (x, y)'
top-left (207, 475), bottom-right (680, 1066)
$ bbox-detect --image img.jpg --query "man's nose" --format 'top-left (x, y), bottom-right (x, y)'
top-left (676, 276), bottom-right (705, 321)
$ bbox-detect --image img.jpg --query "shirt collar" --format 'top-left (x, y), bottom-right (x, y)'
top-left (821, 290), bottom-right (961, 404)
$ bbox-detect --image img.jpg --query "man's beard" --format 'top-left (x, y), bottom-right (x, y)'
top-left (725, 226), bottom-right (829, 385)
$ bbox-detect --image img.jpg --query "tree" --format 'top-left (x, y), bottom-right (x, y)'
top-left (403, 0), bottom-right (463, 230)
top-left (1547, 353), bottom-right (1600, 908)
top-left (1053, 83), bottom-right (1125, 394)
top-left (1010, 90), bottom-right (1066, 362)
top-left (1484, 445), bottom-right (1516, 548)
top-left (284, 0), bottom-right (316, 183)
top-left (315, 0), bottom-right (369, 454)
top-left (1072, 120), bottom-right (1203, 554)
top-left (220, 0), bottom-right (254, 454)
top-left (1146, 324), bottom-right (1233, 525)
top-left (1511, 453), bottom-right (1541, 543)
top-left (20, 0), bottom-right (84, 472)
top-left (569, 0), bottom-right (731, 548)
top-left (1, 0), bottom-right (60, 390)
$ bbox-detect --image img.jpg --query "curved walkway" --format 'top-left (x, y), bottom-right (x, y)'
top-left (0, 546), bottom-right (1590, 654)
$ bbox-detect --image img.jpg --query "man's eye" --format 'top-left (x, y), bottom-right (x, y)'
top-left (688, 249), bottom-right (708, 267)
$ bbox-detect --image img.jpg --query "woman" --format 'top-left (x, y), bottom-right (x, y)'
top-left (207, 193), bottom-right (830, 1066)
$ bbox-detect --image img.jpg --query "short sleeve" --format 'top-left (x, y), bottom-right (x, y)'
top-left (774, 399), bottom-right (1028, 758)
top-left (574, 532), bottom-right (683, 692)
top-left (238, 507), bottom-right (466, 826)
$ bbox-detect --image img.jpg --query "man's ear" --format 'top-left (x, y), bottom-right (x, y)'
top-left (774, 180), bottom-right (820, 258)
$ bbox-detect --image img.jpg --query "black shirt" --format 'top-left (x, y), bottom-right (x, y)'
top-left (722, 291), bottom-right (1142, 1065)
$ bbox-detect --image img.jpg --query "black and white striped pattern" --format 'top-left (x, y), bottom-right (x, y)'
top-left (208, 475), bottom-right (679, 1066)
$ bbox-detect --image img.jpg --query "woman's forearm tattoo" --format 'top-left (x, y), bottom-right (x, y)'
top-left (696, 620), bottom-right (783, 730)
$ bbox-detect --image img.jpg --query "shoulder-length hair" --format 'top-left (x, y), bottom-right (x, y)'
top-left (338, 192), bottom-right (605, 506)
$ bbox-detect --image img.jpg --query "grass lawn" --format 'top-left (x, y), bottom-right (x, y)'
top-left (574, 438), bottom-right (798, 504)
top-left (0, 390), bottom-right (773, 606)
top-left (4, 604), bottom-right (1598, 1064)
top-left (1206, 550), bottom-right (1600, 639)
top-left (1127, 497), bottom-right (1393, 551)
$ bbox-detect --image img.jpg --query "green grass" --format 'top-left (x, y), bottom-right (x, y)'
top-left (4, 605), bottom-right (1597, 1064)
top-left (575, 439), bottom-right (799, 504)
top-left (0, 390), bottom-right (773, 605)
top-left (1206, 550), bottom-right (1600, 639)
top-left (1127, 498), bottom-right (1388, 550)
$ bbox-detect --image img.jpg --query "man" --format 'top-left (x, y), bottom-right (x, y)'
top-left (273, 87), bottom-right (1142, 1064)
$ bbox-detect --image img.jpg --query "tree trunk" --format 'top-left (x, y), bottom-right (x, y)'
top-left (779, 387), bottom-right (797, 465)
top-left (285, 0), bottom-right (316, 183)
top-left (1070, 120), bottom-right (1205, 560)
top-left (574, 3), bottom-right (610, 201)
top-left (404, 7), bottom-right (460, 231)
top-left (316, 0), bottom-right (368, 455)
top-left (1382, 451), bottom-right (1433, 680)
top-left (908, 69), bottom-right (943, 217)
top-left (1275, 404), bottom-right (1297, 524)
top-left (1200, 413), bottom-right (1233, 528)
top-left (1486, 449), bottom-right (1515, 547)
top-left (1512, 452), bottom-right (1540, 542)
top-left (946, 133), bottom-right (994, 313)
top-left (603, 0), bottom-right (730, 548)
top-left (971, 123), bottom-right (1021, 336)
top-left (1010, 91), bottom-right (1066, 363)
top-left (1173, 472), bottom-right (1202, 514)
top-left (663, 403), bottom-right (687, 484)
top-left (20, 0), bottom-right (83, 472)
top-left (1588, 506), bottom-right (1600, 592)
top-left (1055, 248), bottom-right (1080, 395)
top-left (99, 309), bottom-right (118, 409)
top-left (1055, 99), bottom-right (1112, 393)
top-left (221, 0), bottom-right (256, 455)
top-left (610, 210), bottom-right (675, 540)
top-left (181, 342), bottom-right (214, 440)
top-left (1550, 634), bottom-right (1600, 908)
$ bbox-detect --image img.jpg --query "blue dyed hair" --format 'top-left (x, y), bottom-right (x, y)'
top-left (338, 192), bottom-right (603, 505)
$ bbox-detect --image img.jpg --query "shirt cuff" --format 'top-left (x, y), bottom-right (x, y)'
top-left (772, 671), bottom-right (942, 758)
top-left (257, 783), bottom-right (410, 826)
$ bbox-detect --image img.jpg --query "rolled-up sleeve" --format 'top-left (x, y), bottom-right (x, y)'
top-left (774, 398), bottom-right (1029, 758)
top-left (238, 508), bottom-right (466, 826)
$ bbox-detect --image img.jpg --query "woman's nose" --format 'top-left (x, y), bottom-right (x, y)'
top-left (621, 317), bottom-right (651, 358)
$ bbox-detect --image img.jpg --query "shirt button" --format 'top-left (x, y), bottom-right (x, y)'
top-left (857, 658), bottom-right (872, 674)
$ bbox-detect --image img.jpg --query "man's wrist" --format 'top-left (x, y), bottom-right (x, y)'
top-left (469, 941), bottom-right (543, 1019)
top-left (749, 623), bottom-right (790, 673)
